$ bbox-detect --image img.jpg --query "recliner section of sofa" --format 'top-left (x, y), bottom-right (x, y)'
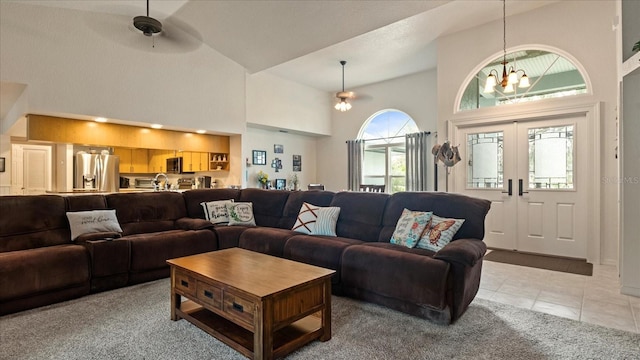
top-left (0, 195), bottom-right (90, 315)
top-left (0, 188), bottom-right (490, 325)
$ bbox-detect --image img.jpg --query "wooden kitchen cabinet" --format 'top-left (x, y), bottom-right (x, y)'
top-left (113, 147), bottom-right (132, 174)
top-left (199, 152), bottom-right (210, 171)
top-left (113, 147), bottom-right (148, 174)
top-left (132, 149), bottom-right (149, 173)
top-left (149, 149), bottom-right (173, 173)
top-left (179, 151), bottom-right (209, 172)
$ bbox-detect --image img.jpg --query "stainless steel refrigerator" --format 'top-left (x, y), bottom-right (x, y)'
top-left (74, 151), bottom-right (120, 192)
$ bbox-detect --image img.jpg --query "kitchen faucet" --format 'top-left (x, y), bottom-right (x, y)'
top-left (153, 173), bottom-right (169, 191)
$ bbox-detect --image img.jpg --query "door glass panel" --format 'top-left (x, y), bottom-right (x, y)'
top-left (467, 131), bottom-right (503, 188)
top-left (528, 126), bottom-right (574, 189)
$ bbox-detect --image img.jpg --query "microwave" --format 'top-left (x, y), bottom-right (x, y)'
top-left (166, 157), bottom-right (193, 174)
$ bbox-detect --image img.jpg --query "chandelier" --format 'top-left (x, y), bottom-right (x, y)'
top-left (335, 60), bottom-right (352, 112)
top-left (484, 0), bottom-right (530, 94)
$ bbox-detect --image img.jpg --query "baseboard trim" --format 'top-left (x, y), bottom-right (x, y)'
top-left (620, 286), bottom-right (640, 298)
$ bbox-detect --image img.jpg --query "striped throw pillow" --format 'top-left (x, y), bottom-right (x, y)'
top-left (292, 202), bottom-right (341, 237)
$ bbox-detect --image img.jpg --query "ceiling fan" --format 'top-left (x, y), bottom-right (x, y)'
top-left (335, 60), bottom-right (356, 112)
top-left (133, 0), bottom-right (162, 37)
top-left (84, 0), bottom-right (202, 53)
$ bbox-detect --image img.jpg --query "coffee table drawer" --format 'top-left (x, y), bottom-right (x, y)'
top-left (223, 290), bottom-right (255, 326)
top-left (197, 281), bottom-right (222, 309)
top-left (174, 270), bottom-right (196, 296)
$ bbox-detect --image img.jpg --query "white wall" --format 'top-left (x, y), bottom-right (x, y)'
top-left (246, 72), bottom-right (332, 136)
top-left (437, 1), bottom-right (618, 264)
top-left (243, 127), bottom-right (317, 190)
top-left (0, 2), bottom-right (246, 134)
top-left (316, 69), bottom-right (438, 191)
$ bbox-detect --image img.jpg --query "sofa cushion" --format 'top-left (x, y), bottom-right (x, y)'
top-left (65, 194), bottom-right (108, 211)
top-left (341, 243), bottom-right (449, 309)
top-left (0, 195), bottom-right (70, 252)
top-left (213, 226), bottom-right (249, 250)
top-left (380, 192), bottom-right (491, 242)
top-left (238, 189), bottom-right (290, 228)
top-left (126, 229), bottom-right (217, 272)
top-left (66, 210), bottom-right (123, 241)
top-left (389, 209), bottom-right (432, 248)
top-left (182, 189), bottom-right (242, 219)
top-left (291, 202), bottom-right (340, 236)
top-left (278, 190), bottom-right (335, 228)
top-left (105, 192), bottom-right (188, 236)
top-left (227, 202), bottom-right (257, 226)
top-left (283, 234), bottom-right (363, 285)
top-left (238, 227), bottom-right (298, 257)
top-left (0, 244), bottom-right (90, 301)
top-left (329, 191), bottom-right (389, 242)
top-left (416, 214), bottom-right (465, 252)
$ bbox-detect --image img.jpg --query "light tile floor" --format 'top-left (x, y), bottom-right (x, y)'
top-left (475, 258), bottom-right (640, 334)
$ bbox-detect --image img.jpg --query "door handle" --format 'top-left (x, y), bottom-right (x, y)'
top-left (501, 179), bottom-right (513, 196)
top-left (518, 179), bottom-right (529, 196)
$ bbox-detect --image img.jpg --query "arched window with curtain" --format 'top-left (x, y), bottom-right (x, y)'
top-left (347, 109), bottom-right (431, 193)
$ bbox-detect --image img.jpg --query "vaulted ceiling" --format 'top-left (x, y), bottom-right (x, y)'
top-left (1, 0), bottom-right (558, 121)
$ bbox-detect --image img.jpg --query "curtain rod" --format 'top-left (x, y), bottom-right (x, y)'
top-left (346, 131), bottom-right (431, 143)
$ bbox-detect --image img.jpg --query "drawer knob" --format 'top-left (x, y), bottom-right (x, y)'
top-left (204, 290), bottom-right (214, 299)
top-left (181, 280), bottom-right (189, 287)
top-left (232, 302), bottom-right (244, 313)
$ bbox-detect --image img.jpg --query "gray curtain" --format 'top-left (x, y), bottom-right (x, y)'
top-left (346, 139), bottom-right (364, 191)
top-left (405, 131), bottom-right (431, 191)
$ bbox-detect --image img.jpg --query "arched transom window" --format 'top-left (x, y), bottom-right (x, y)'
top-left (459, 49), bottom-right (587, 111)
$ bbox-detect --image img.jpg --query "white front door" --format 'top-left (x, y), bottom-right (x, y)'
top-left (453, 115), bottom-right (589, 259)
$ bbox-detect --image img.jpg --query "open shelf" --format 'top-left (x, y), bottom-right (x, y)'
top-left (176, 300), bottom-right (322, 359)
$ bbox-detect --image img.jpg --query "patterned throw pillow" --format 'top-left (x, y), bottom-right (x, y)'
top-left (201, 199), bottom-right (234, 225)
top-left (66, 210), bottom-right (123, 241)
top-left (416, 214), bottom-right (465, 252)
top-left (226, 202), bottom-right (256, 226)
top-left (292, 202), bottom-right (341, 237)
top-left (389, 209), bottom-right (433, 248)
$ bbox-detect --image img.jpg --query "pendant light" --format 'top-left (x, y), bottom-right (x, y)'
top-left (484, 0), bottom-right (530, 94)
top-left (335, 60), bottom-right (352, 112)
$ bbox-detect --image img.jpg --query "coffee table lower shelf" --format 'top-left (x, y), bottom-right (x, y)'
top-left (176, 300), bottom-right (323, 359)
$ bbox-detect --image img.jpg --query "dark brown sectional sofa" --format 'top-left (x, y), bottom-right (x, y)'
top-left (0, 188), bottom-right (490, 325)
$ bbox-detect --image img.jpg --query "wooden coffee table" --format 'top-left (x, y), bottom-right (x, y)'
top-left (167, 248), bottom-right (335, 360)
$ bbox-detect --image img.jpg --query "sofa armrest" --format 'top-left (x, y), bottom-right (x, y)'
top-left (74, 232), bottom-right (122, 244)
top-left (175, 217), bottom-right (214, 231)
top-left (433, 238), bottom-right (486, 267)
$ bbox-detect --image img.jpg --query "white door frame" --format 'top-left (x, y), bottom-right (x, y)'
top-left (448, 101), bottom-right (602, 264)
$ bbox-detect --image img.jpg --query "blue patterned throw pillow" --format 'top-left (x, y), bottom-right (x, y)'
top-left (390, 209), bottom-right (433, 248)
top-left (416, 214), bottom-right (465, 252)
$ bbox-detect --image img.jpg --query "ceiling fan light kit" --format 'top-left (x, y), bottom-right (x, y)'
top-left (335, 60), bottom-right (352, 112)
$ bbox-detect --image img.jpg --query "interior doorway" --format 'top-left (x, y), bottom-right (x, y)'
top-left (11, 144), bottom-right (52, 195)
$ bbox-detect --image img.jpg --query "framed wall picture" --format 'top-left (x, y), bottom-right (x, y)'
top-left (252, 150), bottom-right (267, 165)
top-left (0, 157), bottom-right (4, 172)
top-left (293, 155), bottom-right (301, 172)
top-left (275, 178), bottom-right (286, 190)
top-left (274, 144), bottom-right (284, 153)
